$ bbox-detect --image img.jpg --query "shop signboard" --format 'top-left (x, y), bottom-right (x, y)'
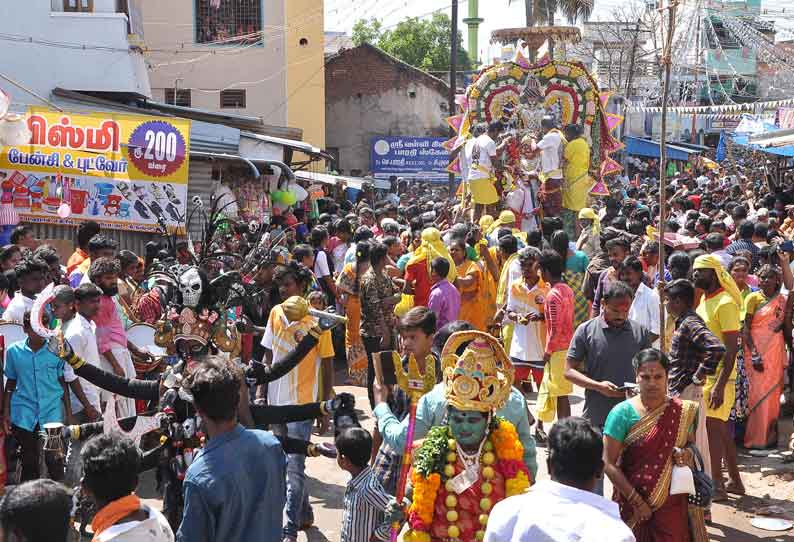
top-left (371, 136), bottom-right (451, 182)
top-left (0, 107), bottom-right (190, 232)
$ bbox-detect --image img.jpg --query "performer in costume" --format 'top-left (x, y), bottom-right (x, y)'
top-left (403, 331), bottom-right (531, 542)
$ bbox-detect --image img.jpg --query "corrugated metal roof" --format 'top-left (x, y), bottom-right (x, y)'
top-left (191, 121), bottom-right (241, 155)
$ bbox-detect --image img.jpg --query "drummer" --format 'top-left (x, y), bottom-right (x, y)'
top-left (3, 310), bottom-right (75, 482)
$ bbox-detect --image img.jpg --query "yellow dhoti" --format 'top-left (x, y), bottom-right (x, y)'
top-left (537, 350), bottom-right (573, 423)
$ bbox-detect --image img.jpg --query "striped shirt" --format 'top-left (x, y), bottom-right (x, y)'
top-left (261, 304), bottom-right (334, 406)
top-left (341, 466), bottom-right (392, 542)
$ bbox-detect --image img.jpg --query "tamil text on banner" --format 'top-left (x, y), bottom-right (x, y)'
top-left (0, 107), bottom-right (190, 232)
top-left (371, 136), bottom-right (451, 182)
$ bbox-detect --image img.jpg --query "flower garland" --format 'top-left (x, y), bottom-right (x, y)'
top-left (405, 418), bottom-right (530, 542)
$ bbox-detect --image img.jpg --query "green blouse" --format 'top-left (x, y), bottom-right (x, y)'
top-left (603, 400), bottom-right (642, 443)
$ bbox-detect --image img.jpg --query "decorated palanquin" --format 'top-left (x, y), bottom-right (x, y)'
top-left (445, 49), bottom-right (624, 195)
top-left (404, 331), bottom-right (530, 542)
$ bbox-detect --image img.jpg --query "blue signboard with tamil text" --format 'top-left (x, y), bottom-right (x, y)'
top-left (370, 136), bottom-right (451, 182)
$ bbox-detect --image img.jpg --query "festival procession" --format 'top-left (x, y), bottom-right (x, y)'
top-left (2, 0), bottom-right (794, 540)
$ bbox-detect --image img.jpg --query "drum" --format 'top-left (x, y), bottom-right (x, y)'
top-left (41, 422), bottom-right (65, 456)
top-left (0, 322), bottom-right (25, 355)
top-left (127, 323), bottom-right (167, 357)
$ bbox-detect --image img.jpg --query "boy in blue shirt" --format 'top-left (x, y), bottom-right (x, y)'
top-left (3, 311), bottom-right (73, 481)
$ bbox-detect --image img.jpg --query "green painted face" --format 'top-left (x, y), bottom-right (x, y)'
top-left (448, 407), bottom-right (489, 451)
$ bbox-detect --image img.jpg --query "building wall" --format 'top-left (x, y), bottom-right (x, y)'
top-left (143, 0), bottom-right (287, 127)
top-left (0, 3), bottom-right (150, 105)
top-left (326, 46), bottom-right (449, 174)
top-left (143, 0), bottom-right (325, 149)
top-left (285, 0), bottom-right (325, 150)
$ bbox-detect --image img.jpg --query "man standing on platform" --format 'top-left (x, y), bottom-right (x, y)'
top-left (561, 124), bottom-right (592, 239)
top-left (532, 116), bottom-right (565, 221)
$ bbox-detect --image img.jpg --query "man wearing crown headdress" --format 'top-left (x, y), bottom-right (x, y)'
top-left (403, 331), bottom-right (531, 542)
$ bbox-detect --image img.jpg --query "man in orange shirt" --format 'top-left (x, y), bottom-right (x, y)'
top-left (66, 221), bottom-right (100, 275)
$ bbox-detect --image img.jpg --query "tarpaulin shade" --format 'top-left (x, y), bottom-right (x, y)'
top-left (624, 136), bottom-right (702, 161)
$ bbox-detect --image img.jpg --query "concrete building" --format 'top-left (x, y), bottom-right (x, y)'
top-left (143, 0), bottom-right (325, 149)
top-left (0, 0), bottom-right (150, 105)
top-left (325, 44), bottom-right (450, 176)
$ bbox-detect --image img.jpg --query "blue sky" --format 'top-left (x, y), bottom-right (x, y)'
top-left (325, 0), bottom-right (794, 59)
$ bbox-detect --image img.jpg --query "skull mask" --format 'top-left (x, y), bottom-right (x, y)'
top-left (179, 268), bottom-right (203, 308)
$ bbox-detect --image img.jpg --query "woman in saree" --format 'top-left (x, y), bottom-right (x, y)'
top-left (449, 238), bottom-right (487, 330)
top-left (743, 264), bottom-right (787, 449)
top-left (335, 241), bottom-right (371, 386)
top-left (604, 348), bottom-right (707, 542)
top-left (728, 255), bottom-right (755, 428)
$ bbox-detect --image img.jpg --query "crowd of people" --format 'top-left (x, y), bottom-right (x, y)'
top-left (0, 115), bottom-right (792, 542)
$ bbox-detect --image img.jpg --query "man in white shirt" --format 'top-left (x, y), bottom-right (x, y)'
top-left (484, 417), bottom-right (636, 542)
top-left (51, 284), bottom-right (103, 486)
top-left (3, 258), bottom-right (48, 324)
top-left (620, 256), bottom-right (660, 341)
top-left (465, 122), bottom-right (502, 221)
top-left (532, 116), bottom-right (565, 219)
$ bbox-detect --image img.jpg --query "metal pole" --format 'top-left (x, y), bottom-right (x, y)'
top-left (449, 0), bottom-right (459, 199)
top-left (691, 14), bottom-right (701, 143)
top-left (658, 0), bottom-right (678, 352)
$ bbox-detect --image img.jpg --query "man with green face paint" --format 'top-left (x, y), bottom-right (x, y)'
top-left (401, 330), bottom-right (532, 542)
top-left (372, 323), bottom-right (537, 479)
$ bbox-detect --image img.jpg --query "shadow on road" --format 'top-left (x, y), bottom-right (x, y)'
top-left (307, 474), bottom-right (345, 510)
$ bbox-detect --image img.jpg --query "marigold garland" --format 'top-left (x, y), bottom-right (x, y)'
top-left (405, 417), bottom-right (531, 541)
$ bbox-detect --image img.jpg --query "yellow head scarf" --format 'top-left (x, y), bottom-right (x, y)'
top-left (693, 255), bottom-right (742, 307)
top-left (479, 215), bottom-right (495, 232)
top-left (577, 208), bottom-right (601, 235)
top-left (406, 227), bottom-right (457, 282)
top-left (486, 210), bottom-right (517, 236)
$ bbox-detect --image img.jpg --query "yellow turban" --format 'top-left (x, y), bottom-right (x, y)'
top-left (693, 255), bottom-right (742, 307)
top-left (479, 214), bottom-right (495, 231)
top-left (578, 208), bottom-right (601, 235)
top-left (406, 227), bottom-right (457, 282)
top-left (486, 210), bottom-right (517, 235)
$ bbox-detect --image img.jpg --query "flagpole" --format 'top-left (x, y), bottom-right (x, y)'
top-left (657, 0), bottom-right (678, 352)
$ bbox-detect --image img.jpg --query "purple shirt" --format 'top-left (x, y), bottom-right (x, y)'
top-left (427, 279), bottom-right (461, 330)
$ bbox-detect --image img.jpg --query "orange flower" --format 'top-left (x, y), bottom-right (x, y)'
top-left (491, 420), bottom-right (524, 462)
top-left (409, 471), bottom-right (441, 526)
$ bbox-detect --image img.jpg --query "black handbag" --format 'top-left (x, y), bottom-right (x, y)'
top-left (687, 445), bottom-right (714, 508)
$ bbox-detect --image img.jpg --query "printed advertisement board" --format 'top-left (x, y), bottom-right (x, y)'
top-left (0, 108), bottom-right (191, 232)
top-left (370, 136), bottom-right (450, 181)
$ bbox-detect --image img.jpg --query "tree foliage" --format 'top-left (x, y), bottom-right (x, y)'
top-left (351, 14), bottom-right (472, 72)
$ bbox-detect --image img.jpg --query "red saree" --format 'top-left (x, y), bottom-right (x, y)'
top-left (615, 398), bottom-right (701, 542)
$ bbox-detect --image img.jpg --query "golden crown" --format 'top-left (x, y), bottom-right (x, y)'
top-left (441, 331), bottom-right (514, 412)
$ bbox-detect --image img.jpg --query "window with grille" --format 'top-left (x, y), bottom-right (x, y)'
top-left (164, 88), bottom-right (192, 107)
top-left (62, 0), bottom-right (93, 12)
top-left (195, 0), bottom-right (262, 45)
top-left (220, 89), bottom-right (246, 109)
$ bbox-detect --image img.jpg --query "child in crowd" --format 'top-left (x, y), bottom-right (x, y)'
top-left (337, 427), bottom-right (399, 542)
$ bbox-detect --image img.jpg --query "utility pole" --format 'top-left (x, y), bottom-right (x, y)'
top-left (691, 14), bottom-right (701, 143)
top-left (449, 0), bottom-right (459, 199)
top-left (658, 0), bottom-right (678, 352)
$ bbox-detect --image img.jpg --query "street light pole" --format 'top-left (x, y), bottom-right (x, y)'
top-left (449, 0), bottom-right (459, 199)
top-left (658, 0), bottom-right (678, 352)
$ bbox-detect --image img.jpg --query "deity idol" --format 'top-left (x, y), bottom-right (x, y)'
top-left (404, 331), bottom-right (530, 542)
